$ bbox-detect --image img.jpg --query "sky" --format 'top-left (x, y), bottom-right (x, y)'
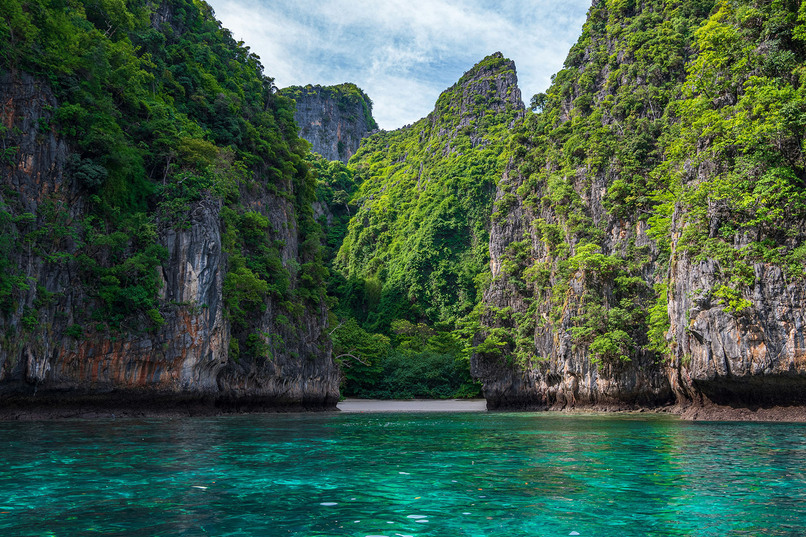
top-left (206, 0), bottom-right (592, 130)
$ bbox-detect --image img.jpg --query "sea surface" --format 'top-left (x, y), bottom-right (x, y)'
top-left (1, 409), bottom-right (805, 536)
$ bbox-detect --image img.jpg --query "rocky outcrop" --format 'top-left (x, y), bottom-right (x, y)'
top-left (431, 52), bottom-right (524, 145)
top-left (0, 71), bottom-right (339, 414)
top-left (668, 233), bottom-right (806, 407)
top-left (281, 84), bottom-right (376, 163)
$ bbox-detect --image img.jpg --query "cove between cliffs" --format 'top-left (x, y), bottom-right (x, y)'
top-left (3, 395), bottom-right (806, 422)
top-left (4, 1), bottom-right (806, 420)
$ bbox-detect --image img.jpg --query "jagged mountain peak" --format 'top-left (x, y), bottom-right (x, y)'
top-left (457, 51), bottom-right (510, 83)
top-left (429, 52), bottom-right (525, 141)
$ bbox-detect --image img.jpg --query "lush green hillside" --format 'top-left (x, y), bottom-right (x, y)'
top-left (315, 54), bottom-right (523, 397)
top-left (334, 54), bottom-right (522, 330)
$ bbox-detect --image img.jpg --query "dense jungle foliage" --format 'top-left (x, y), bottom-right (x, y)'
top-left (0, 0), bottom-right (325, 361)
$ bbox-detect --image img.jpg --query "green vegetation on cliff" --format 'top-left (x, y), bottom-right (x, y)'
top-left (0, 0), bottom-right (325, 360)
top-left (6, 0), bottom-right (805, 403)
top-left (661, 0), bottom-right (806, 289)
top-left (334, 54), bottom-right (522, 330)
top-left (480, 0), bottom-right (717, 368)
top-left (480, 0), bottom-right (806, 375)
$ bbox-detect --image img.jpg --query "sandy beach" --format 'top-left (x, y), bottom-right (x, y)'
top-left (337, 398), bottom-right (488, 413)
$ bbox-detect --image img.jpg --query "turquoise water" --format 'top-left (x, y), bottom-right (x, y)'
top-left (1, 412), bottom-right (805, 536)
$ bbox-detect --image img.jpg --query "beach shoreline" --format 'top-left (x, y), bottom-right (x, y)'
top-left (337, 398), bottom-right (488, 413)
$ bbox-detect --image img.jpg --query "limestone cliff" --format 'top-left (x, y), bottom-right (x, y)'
top-left (473, 0), bottom-right (806, 411)
top-left (281, 84), bottom-right (377, 163)
top-left (0, 0), bottom-right (339, 414)
top-left (0, 71), bottom-right (338, 413)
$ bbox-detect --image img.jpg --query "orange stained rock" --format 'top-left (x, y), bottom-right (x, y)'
top-left (54, 304), bottom-right (223, 391)
top-left (20, 154), bottom-right (34, 175)
top-left (2, 96), bottom-right (14, 128)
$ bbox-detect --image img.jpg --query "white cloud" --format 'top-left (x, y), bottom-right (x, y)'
top-left (207, 0), bottom-right (591, 129)
top-left (365, 74), bottom-right (444, 129)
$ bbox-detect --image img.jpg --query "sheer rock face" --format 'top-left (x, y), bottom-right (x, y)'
top-left (283, 85), bottom-right (376, 163)
top-left (473, 168), bottom-right (674, 411)
top-left (215, 184), bottom-right (337, 409)
top-left (470, 21), bottom-right (675, 411)
top-left (461, 55), bottom-right (669, 410)
top-left (472, 2), bottom-right (806, 412)
top-left (668, 244), bottom-right (806, 407)
top-left (0, 72), bottom-right (338, 412)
